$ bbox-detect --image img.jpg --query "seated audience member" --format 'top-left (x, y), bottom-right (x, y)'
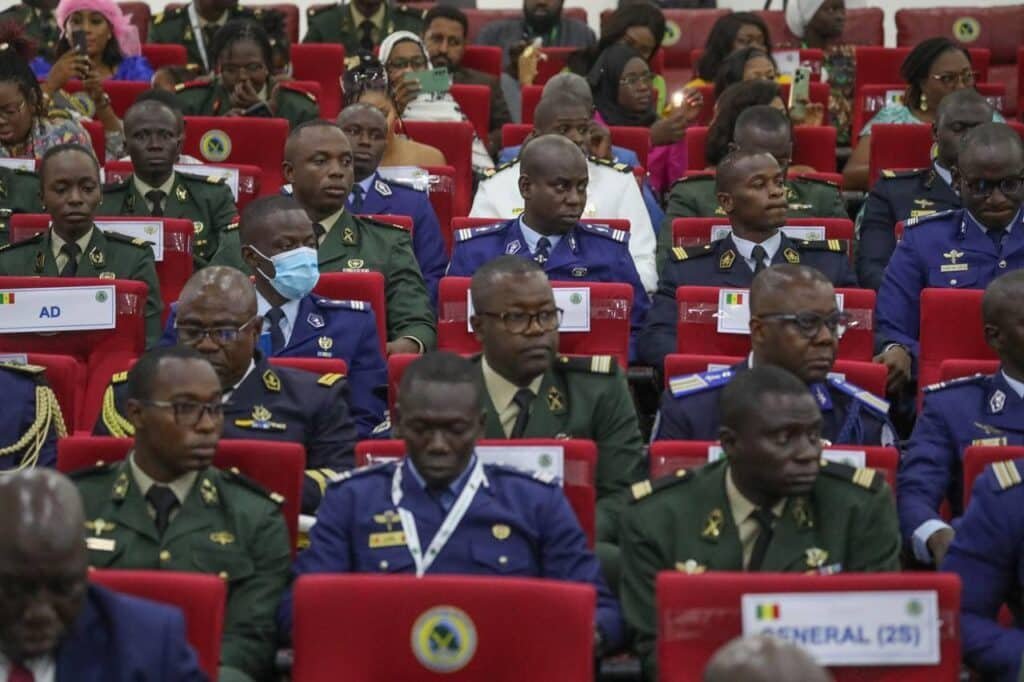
top-left (148, 0), bottom-right (265, 74)
top-left (621, 365), bottom-right (900, 678)
top-left (856, 89), bottom-right (993, 290)
top-left (843, 37), bottom-right (1002, 192)
top-left (874, 123), bottom-right (1024, 397)
top-left (0, 143), bottom-right (163, 346)
top-left (95, 267), bottom-right (359, 514)
top-left (900, 270), bottom-right (1024, 567)
top-left (278, 351), bottom-right (624, 656)
top-left (704, 636), bottom-right (832, 682)
top-left (75, 346), bottom-right (290, 682)
top-left (0, 164), bottom-right (43, 244)
top-left (711, 46), bottom-right (779, 97)
top-left (0, 469), bottom-right (205, 680)
top-left (303, 0), bottom-right (423, 53)
top-left (174, 19), bottom-right (319, 130)
top-left (211, 120), bottom-right (437, 356)
top-left (100, 95), bottom-right (239, 268)
top-left (0, 362), bottom-right (66, 470)
top-left (0, 0), bottom-right (60, 62)
top-left (638, 150), bottom-right (855, 370)
top-left (471, 89), bottom-right (658, 293)
top-left (690, 12), bottom-right (772, 88)
top-left (655, 265), bottom-right (893, 445)
top-left (337, 103), bottom-right (446, 304)
top-left (476, 0), bottom-right (595, 74)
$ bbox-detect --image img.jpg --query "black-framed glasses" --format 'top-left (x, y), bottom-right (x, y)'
top-left (930, 69), bottom-right (977, 87)
top-left (137, 399), bottom-right (224, 426)
top-left (962, 175), bottom-right (1024, 197)
top-left (476, 308), bottom-right (564, 334)
top-left (175, 316), bottom-right (259, 346)
top-left (756, 311), bottom-right (852, 339)
top-left (619, 72), bottom-right (655, 88)
top-left (387, 56), bottom-right (428, 71)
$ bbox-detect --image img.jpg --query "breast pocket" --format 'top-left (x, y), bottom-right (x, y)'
top-left (469, 541), bottom-right (533, 575)
top-left (191, 546), bottom-right (256, 584)
top-left (927, 265), bottom-right (980, 288)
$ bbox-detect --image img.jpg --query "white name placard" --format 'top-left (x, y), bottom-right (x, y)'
top-left (774, 50), bottom-right (801, 76)
top-left (96, 220), bottom-right (164, 261)
top-left (706, 445), bottom-right (865, 468)
top-left (717, 289), bottom-right (845, 335)
top-left (0, 286), bottom-right (116, 333)
top-left (742, 591), bottom-right (940, 666)
top-left (466, 287), bottom-right (590, 333)
top-left (476, 444), bottom-right (564, 484)
top-left (0, 158), bottom-right (35, 172)
top-left (710, 225), bottom-right (827, 242)
top-left (176, 164), bottom-right (240, 200)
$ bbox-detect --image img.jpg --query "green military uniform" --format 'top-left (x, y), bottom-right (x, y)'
top-left (71, 459), bottom-right (291, 682)
top-left (303, 2), bottom-right (424, 54)
top-left (100, 171), bottom-right (239, 268)
top-left (0, 167), bottom-right (43, 247)
top-left (0, 227), bottom-right (163, 347)
top-left (173, 78), bottom-right (320, 130)
top-left (619, 458), bottom-right (901, 678)
top-left (658, 175), bottom-right (849, 273)
top-left (147, 4), bottom-right (261, 73)
top-left (0, 2), bottom-right (59, 62)
top-left (210, 210), bottom-right (437, 350)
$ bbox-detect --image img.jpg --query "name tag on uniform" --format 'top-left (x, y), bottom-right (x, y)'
top-left (96, 220), bottom-right (164, 261)
top-left (940, 263), bottom-right (969, 273)
top-left (465, 288), bottom-right (590, 332)
top-left (717, 289), bottom-right (844, 335)
top-left (86, 537), bottom-right (116, 552)
top-left (174, 163), bottom-right (240, 200)
top-left (711, 225), bottom-right (826, 242)
top-left (0, 286), bottom-right (115, 333)
top-left (369, 531), bottom-right (407, 548)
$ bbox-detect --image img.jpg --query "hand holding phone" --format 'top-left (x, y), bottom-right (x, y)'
top-left (788, 66), bottom-right (811, 122)
top-left (72, 29), bottom-right (88, 56)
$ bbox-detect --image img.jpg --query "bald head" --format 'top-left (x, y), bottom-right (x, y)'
top-left (750, 264), bottom-right (833, 314)
top-left (983, 270), bottom-right (1024, 372)
top-left (521, 134), bottom-right (587, 177)
top-left (715, 150), bottom-right (779, 194)
top-left (0, 469), bottom-right (85, 555)
top-left (179, 266), bottom-right (257, 315)
top-left (541, 73), bottom-right (593, 107)
top-left (959, 122), bottom-right (1024, 170)
top-left (284, 120), bottom-right (348, 163)
top-left (704, 636), bottom-right (831, 682)
top-left (337, 102), bottom-right (388, 127)
top-left (519, 134), bottom-right (589, 234)
top-left (983, 269), bottom-right (1024, 325)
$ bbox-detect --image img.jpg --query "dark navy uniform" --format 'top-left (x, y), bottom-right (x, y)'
top-left (347, 171), bottom-right (447, 306)
top-left (876, 208), bottom-right (1024, 361)
top-left (93, 353), bottom-right (358, 514)
top-left (942, 458), bottom-right (1024, 682)
top-left (654, 360), bottom-right (894, 445)
top-left (277, 457), bottom-right (624, 650)
top-left (856, 167), bottom-right (961, 290)
top-left (0, 166), bottom-right (42, 246)
top-left (899, 371), bottom-right (1024, 563)
top-left (636, 233), bottom-right (856, 369)
top-left (0, 362), bottom-right (65, 471)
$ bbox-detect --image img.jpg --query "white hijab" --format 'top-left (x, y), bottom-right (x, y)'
top-left (785, 0), bottom-right (826, 39)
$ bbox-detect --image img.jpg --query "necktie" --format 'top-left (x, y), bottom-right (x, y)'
top-left (8, 663), bottom-right (34, 682)
top-left (533, 237), bottom-right (551, 265)
top-left (146, 189), bottom-right (166, 216)
top-left (509, 388), bottom-right (534, 438)
top-left (747, 508), bottom-right (775, 571)
top-left (59, 242), bottom-right (81, 277)
top-left (358, 19), bottom-right (375, 50)
top-left (750, 244), bottom-right (768, 274)
top-left (202, 24), bottom-right (218, 52)
top-left (265, 306), bottom-right (286, 353)
top-left (146, 485), bottom-right (179, 536)
top-left (349, 184), bottom-right (365, 213)
top-left (312, 222), bottom-right (326, 244)
top-left (987, 228), bottom-right (1007, 251)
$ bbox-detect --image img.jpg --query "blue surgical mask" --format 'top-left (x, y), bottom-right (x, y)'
top-left (252, 246), bottom-right (320, 300)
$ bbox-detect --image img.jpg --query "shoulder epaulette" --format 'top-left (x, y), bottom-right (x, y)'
top-left (797, 238), bottom-right (846, 253)
top-left (277, 81), bottom-right (318, 103)
top-left (175, 171), bottom-right (226, 186)
top-left (361, 215), bottom-right (410, 232)
top-left (989, 460), bottom-right (1024, 492)
top-left (111, 370), bottom-right (129, 384)
top-left (47, 108), bottom-right (71, 120)
top-left (101, 177), bottom-right (130, 192)
top-left (589, 156), bottom-right (632, 173)
top-left (0, 232), bottom-right (44, 251)
top-left (630, 468), bottom-right (691, 503)
top-left (482, 158), bottom-right (517, 178)
top-left (556, 354), bottom-right (616, 375)
top-left (13, 168), bottom-right (38, 179)
top-left (307, 4), bottom-right (333, 15)
top-left (826, 376), bottom-right (889, 415)
top-left (222, 221), bottom-right (239, 233)
top-left (103, 231), bottom-right (150, 248)
top-left (819, 460), bottom-right (884, 491)
top-left (880, 168), bottom-right (927, 180)
top-left (454, 222), bottom-right (505, 242)
top-left (669, 242), bottom-right (716, 262)
top-left (668, 368), bottom-right (734, 399)
top-left (221, 468), bottom-right (283, 504)
top-left (317, 372), bottom-right (345, 387)
top-left (0, 361), bottom-right (45, 375)
top-left (380, 176), bottom-right (422, 193)
top-left (328, 461), bottom-right (394, 486)
top-left (67, 460), bottom-right (118, 480)
top-left (922, 373), bottom-right (987, 393)
top-left (312, 296), bottom-right (368, 312)
top-left (174, 79), bottom-right (213, 93)
top-left (484, 463), bottom-right (558, 486)
top-left (578, 222), bottom-right (628, 243)
top-left (904, 208), bottom-right (957, 229)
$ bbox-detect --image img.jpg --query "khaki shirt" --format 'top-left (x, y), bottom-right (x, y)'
top-left (481, 355), bottom-right (544, 437)
top-left (128, 452), bottom-right (198, 523)
top-left (51, 228), bottom-right (94, 272)
top-left (725, 467), bottom-right (787, 569)
top-left (316, 206), bottom-right (346, 245)
top-left (132, 172), bottom-right (177, 214)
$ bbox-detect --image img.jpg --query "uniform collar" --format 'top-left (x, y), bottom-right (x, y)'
top-left (132, 171), bottom-right (177, 201)
top-left (730, 230), bottom-right (782, 269)
top-left (350, 0), bottom-right (386, 28)
top-left (318, 206), bottom-right (346, 237)
top-left (127, 451), bottom-right (198, 505)
top-left (725, 466), bottom-right (787, 525)
top-left (965, 208), bottom-right (1020, 235)
top-left (932, 161), bottom-right (954, 190)
top-left (480, 354), bottom-right (544, 412)
top-left (50, 226), bottom-right (94, 261)
top-left (1001, 370), bottom-right (1024, 400)
top-left (517, 216), bottom-right (564, 254)
top-left (356, 172), bottom-right (375, 195)
top-left (403, 453), bottom-right (478, 497)
top-left (223, 358), bottom-right (256, 402)
top-left (256, 289), bottom-right (301, 331)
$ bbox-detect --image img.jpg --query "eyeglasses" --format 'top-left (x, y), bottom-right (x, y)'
top-left (930, 69), bottom-right (977, 87)
top-left (137, 399), bottom-right (224, 427)
top-left (220, 62), bottom-right (267, 77)
top-left (476, 308), bottom-right (564, 334)
top-left (387, 56), bottom-right (428, 70)
top-left (962, 175), bottom-right (1024, 197)
top-left (175, 316), bottom-right (259, 346)
top-left (0, 99), bottom-right (27, 121)
top-left (756, 311), bottom-right (853, 339)
top-left (619, 72), bottom-right (655, 88)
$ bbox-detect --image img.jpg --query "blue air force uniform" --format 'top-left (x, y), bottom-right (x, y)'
top-left (347, 172), bottom-right (447, 306)
top-left (856, 166), bottom-right (961, 290)
top-left (876, 208), bottom-right (1024, 361)
top-left (636, 232), bottom-right (856, 369)
top-left (942, 458), bottom-right (1024, 682)
top-left (899, 371), bottom-right (1024, 563)
top-left (653, 360), bottom-right (894, 444)
top-left (0, 362), bottom-right (65, 471)
top-left (278, 457), bottom-right (624, 650)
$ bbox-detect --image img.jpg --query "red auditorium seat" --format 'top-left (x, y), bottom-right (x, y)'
top-left (90, 570), bottom-right (225, 680)
top-left (6, 353), bottom-right (85, 434)
top-left (139, 44), bottom-right (187, 69)
top-left (939, 358), bottom-right (999, 382)
top-left (461, 45), bottom-right (502, 79)
top-left (646, 9), bottom-right (729, 88)
top-left (181, 117), bottom-right (288, 193)
top-left (290, 43), bottom-right (345, 119)
top-left (520, 84), bottom-right (543, 125)
top-left (670, 218), bottom-right (854, 259)
top-left (265, 3), bottom-right (300, 44)
top-left (60, 81), bottom-right (148, 118)
top-left (919, 288), bottom-right (995, 393)
top-left (402, 121), bottom-right (474, 218)
top-left (269, 356), bottom-right (347, 377)
top-left (385, 353), bottom-right (418, 416)
top-left (450, 84), bottom-right (492, 142)
top-left (311, 272), bottom-right (386, 354)
top-left (117, 1), bottom-right (150, 42)
top-left (463, 7), bottom-right (588, 43)
top-left (963, 446), bottom-right (1024, 507)
top-left (758, 7), bottom-right (884, 48)
top-left (103, 160), bottom-right (263, 212)
top-left (354, 439), bottom-right (598, 548)
top-left (657, 572), bottom-right (960, 681)
top-left (608, 126), bottom-right (651, 168)
top-left (81, 119), bottom-right (105, 160)
top-left (420, 165), bottom-right (456, 243)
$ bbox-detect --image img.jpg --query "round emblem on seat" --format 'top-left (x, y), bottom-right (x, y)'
top-left (410, 605), bottom-right (477, 673)
top-left (953, 17), bottom-right (981, 43)
top-left (199, 129), bottom-right (232, 162)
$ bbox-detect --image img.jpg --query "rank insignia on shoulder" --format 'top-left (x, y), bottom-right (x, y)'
top-left (454, 223), bottom-right (504, 242)
top-left (631, 468), bottom-right (690, 502)
top-left (589, 156), bottom-right (632, 173)
top-left (827, 376), bottom-right (889, 415)
top-left (262, 369), bottom-right (281, 392)
top-left (111, 370), bottom-right (128, 384)
top-left (318, 372), bottom-right (344, 387)
top-left (676, 559), bottom-right (706, 574)
top-left (557, 354), bottom-right (615, 375)
top-left (798, 239), bottom-right (846, 253)
top-left (579, 222), bottom-right (628, 243)
top-left (990, 460), bottom-right (1023, 491)
top-left (668, 368), bottom-right (733, 398)
top-left (922, 373), bottom-right (986, 393)
top-left (671, 243), bottom-right (714, 262)
top-left (904, 209), bottom-right (956, 228)
top-left (820, 460), bottom-right (883, 491)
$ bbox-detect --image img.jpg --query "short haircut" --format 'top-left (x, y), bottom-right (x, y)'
top-left (734, 105), bottom-right (791, 138)
top-left (719, 365), bottom-right (811, 430)
top-left (750, 264), bottom-right (832, 313)
top-left (520, 133), bottom-right (585, 176)
top-left (239, 194), bottom-right (305, 244)
top-left (398, 351), bottom-right (481, 404)
top-left (337, 101), bottom-right (388, 126)
top-left (982, 269), bottom-right (1024, 325)
top-left (533, 91), bottom-right (591, 130)
top-left (706, 80), bottom-right (783, 166)
top-left (126, 346), bottom-right (208, 401)
top-left (132, 88), bottom-right (183, 115)
top-left (715, 149), bottom-right (771, 194)
top-left (935, 87), bottom-right (992, 125)
top-left (423, 5), bottom-right (468, 36)
top-left (958, 122), bottom-right (1024, 164)
top-left (541, 72), bottom-right (592, 104)
top-left (39, 143), bottom-right (99, 181)
top-left (470, 255), bottom-right (546, 309)
top-left (285, 119), bottom-right (344, 159)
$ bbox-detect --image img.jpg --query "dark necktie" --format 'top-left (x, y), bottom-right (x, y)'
top-left (533, 237), bottom-right (551, 265)
top-left (8, 663), bottom-right (34, 682)
top-left (358, 19), bottom-right (375, 50)
top-left (146, 485), bottom-right (179, 536)
top-left (747, 508), bottom-right (776, 571)
top-left (202, 24), bottom-right (218, 52)
top-left (509, 388), bottom-right (535, 438)
top-left (750, 244), bottom-right (768, 274)
top-left (265, 306), bottom-right (286, 353)
top-left (312, 222), bottom-right (326, 244)
top-left (987, 228), bottom-right (1007, 251)
top-left (60, 242), bottom-right (81, 277)
top-left (146, 189), bottom-right (166, 216)
top-left (349, 184), bottom-right (365, 213)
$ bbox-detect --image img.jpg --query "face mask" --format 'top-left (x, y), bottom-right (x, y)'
top-left (251, 246), bottom-right (320, 300)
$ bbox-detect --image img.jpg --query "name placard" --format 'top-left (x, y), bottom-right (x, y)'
top-left (466, 287), bottom-right (590, 332)
top-left (96, 220), bottom-right (164, 261)
top-left (476, 444), bottom-right (564, 484)
top-left (710, 225), bottom-right (827, 242)
top-left (0, 286), bottom-right (116, 333)
top-left (717, 289), bottom-right (844, 335)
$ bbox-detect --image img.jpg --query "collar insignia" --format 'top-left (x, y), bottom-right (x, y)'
top-left (702, 508), bottom-right (724, 539)
top-left (990, 389), bottom-right (1006, 414)
top-left (783, 247), bottom-right (800, 264)
top-left (175, 184), bottom-right (188, 202)
top-left (262, 369), bottom-right (281, 392)
top-left (307, 313), bottom-right (325, 329)
top-left (200, 478), bottom-right (218, 506)
top-left (719, 249), bottom-right (736, 270)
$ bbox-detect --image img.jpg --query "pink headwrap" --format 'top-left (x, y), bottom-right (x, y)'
top-left (56, 0), bottom-right (141, 58)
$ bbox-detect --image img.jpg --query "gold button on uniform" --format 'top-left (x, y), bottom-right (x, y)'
top-left (218, 571), bottom-right (229, 580)
top-left (498, 555), bottom-right (508, 565)
top-left (379, 560), bottom-right (389, 570)
top-left (159, 550), bottom-right (171, 562)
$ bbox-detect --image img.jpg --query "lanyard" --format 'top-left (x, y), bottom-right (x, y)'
top-left (391, 459), bottom-right (485, 577)
top-left (187, 2), bottom-right (211, 72)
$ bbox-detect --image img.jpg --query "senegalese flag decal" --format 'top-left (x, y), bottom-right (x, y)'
top-left (0, 292), bottom-right (14, 304)
top-left (756, 603), bottom-right (781, 621)
top-left (725, 292), bottom-right (744, 305)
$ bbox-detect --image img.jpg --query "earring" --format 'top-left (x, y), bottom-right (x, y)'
top-left (920, 96), bottom-right (928, 112)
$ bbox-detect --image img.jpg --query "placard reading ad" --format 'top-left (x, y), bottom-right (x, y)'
top-left (707, 445), bottom-right (865, 468)
top-left (466, 287), bottom-right (590, 332)
top-left (175, 163), bottom-right (240, 200)
top-left (742, 591), bottom-right (940, 665)
top-left (0, 286), bottom-right (116, 333)
top-left (96, 220), bottom-right (164, 261)
top-left (710, 225), bottom-right (827, 242)
top-left (476, 445), bottom-right (564, 485)
top-left (717, 290), bottom-right (845, 335)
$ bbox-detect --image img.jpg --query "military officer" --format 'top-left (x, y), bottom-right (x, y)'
top-left (148, 0), bottom-right (261, 73)
top-left (470, 89), bottom-right (658, 294)
top-left (0, 0), bottom-right (59, 62)
top-left (73, 346), bottom-right (290, 682)
top-left (0, 361), bottom-right (66, 471)
top-left (899, 270), bottom-right (1024, 567)
top-left (0, 143), bottom-right (163, 347)
top-left (303, 0), bottom-right (424, 54)
top-left (655, 265), bottom-right (894, 445)
top-left (621, 365), bottom-right (900, 679)
top-left (659, 105), bottom-right (847, 273)
top-left (0, 166), bottom-right (42, 247)
top-left (875, 123), bottom-right (1024, 397)
top-left (96, 267), bottom-right (359, 514)
top-left (213, 120), bottom-right (435, 355)
top-left (278, 351), bottom-right (624, 655)
top-left (638, 150), bottom-right (855, 371)
top-left (856, 90), bottom-right (993, 290)
top-left (100, 98), bottom-right (239, 268)
top-left (338, 103), bottom-right (446, 305)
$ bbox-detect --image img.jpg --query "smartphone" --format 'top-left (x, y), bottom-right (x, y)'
top-left (403, 67), bottom-right (451, 95)
top-left (788, 66), bottom-right (811, 121)
top-left (243, 101), bottom-right (273, 117)
top-left (72, 29), bottom-right (88, 55)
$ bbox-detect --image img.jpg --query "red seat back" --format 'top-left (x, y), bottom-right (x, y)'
top-left (939, 358), bottom-right (999, 382)
top-left (103, 160), bottom-right (262, 211)
top-left (421, 165), bottom-right (455, 247)
top-left (61, 80), bottom-right (149, 118)
top-left (117, 1), bottom-right (150, 42)
top-left (464, 8), bottom-right (588, 43)
top-left (655, 9), bottom-right (730, 70)
top-left (269, 356), bottom-right (347, 376)
top-left (963, 446), bottom-right (1024, 508)
top-left (609, 126), bottom-right (650, 168)
top-left (291, 43), bottom-right (345, 119)
top-left (896, 8), bottom-right (1024, 65)
top-left (919, 288), bottom-right (995, 392)
top-left (757, 7), bottom-right (884, 48)
top-left (461, 45), bottom-right (502, 79)
top-left (685, 122), bottom-right (833, 171)
top-left (520, 85), bottom-right (543, 125)
top-left (81, 119), bottom-right (106, 160)
top-left (450, 84), bottom-right (491, 142)
top-left (385, 353), bottom-right (419, 417)
top-left (501, 123), bottom-right (532, 149)
top-left (182, 117), bottom-right (288, 192)
top-left (312, 272), bottom-right (386, 355)
top-left (140, 44), bottom-right (187, 69)
top-left (403, 121), bottom-right (474, 218)
top-left (0, 352), bottom-right (86, 434)
top-left (266, 3), bottom-right (300, 44)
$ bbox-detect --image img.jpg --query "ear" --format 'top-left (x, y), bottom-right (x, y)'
top-left (718, 425), bottom-right (737, 460)
top-left (984, 322), bottom-right (1002, 354)
top-left (749, 315), bottom-right (765, 345)
top-left (241, 245), bottom-right (264, 275)
top-left (717, 191), bottom-right (734, 214)
top-left (282, 160), bottom-right (294, 184)
top-left (124, 398), bottom-right (145, 431)
top-left (470, 314), bottom-right (485, 342)
top-left (518, 173), bottom-right (531, 201)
